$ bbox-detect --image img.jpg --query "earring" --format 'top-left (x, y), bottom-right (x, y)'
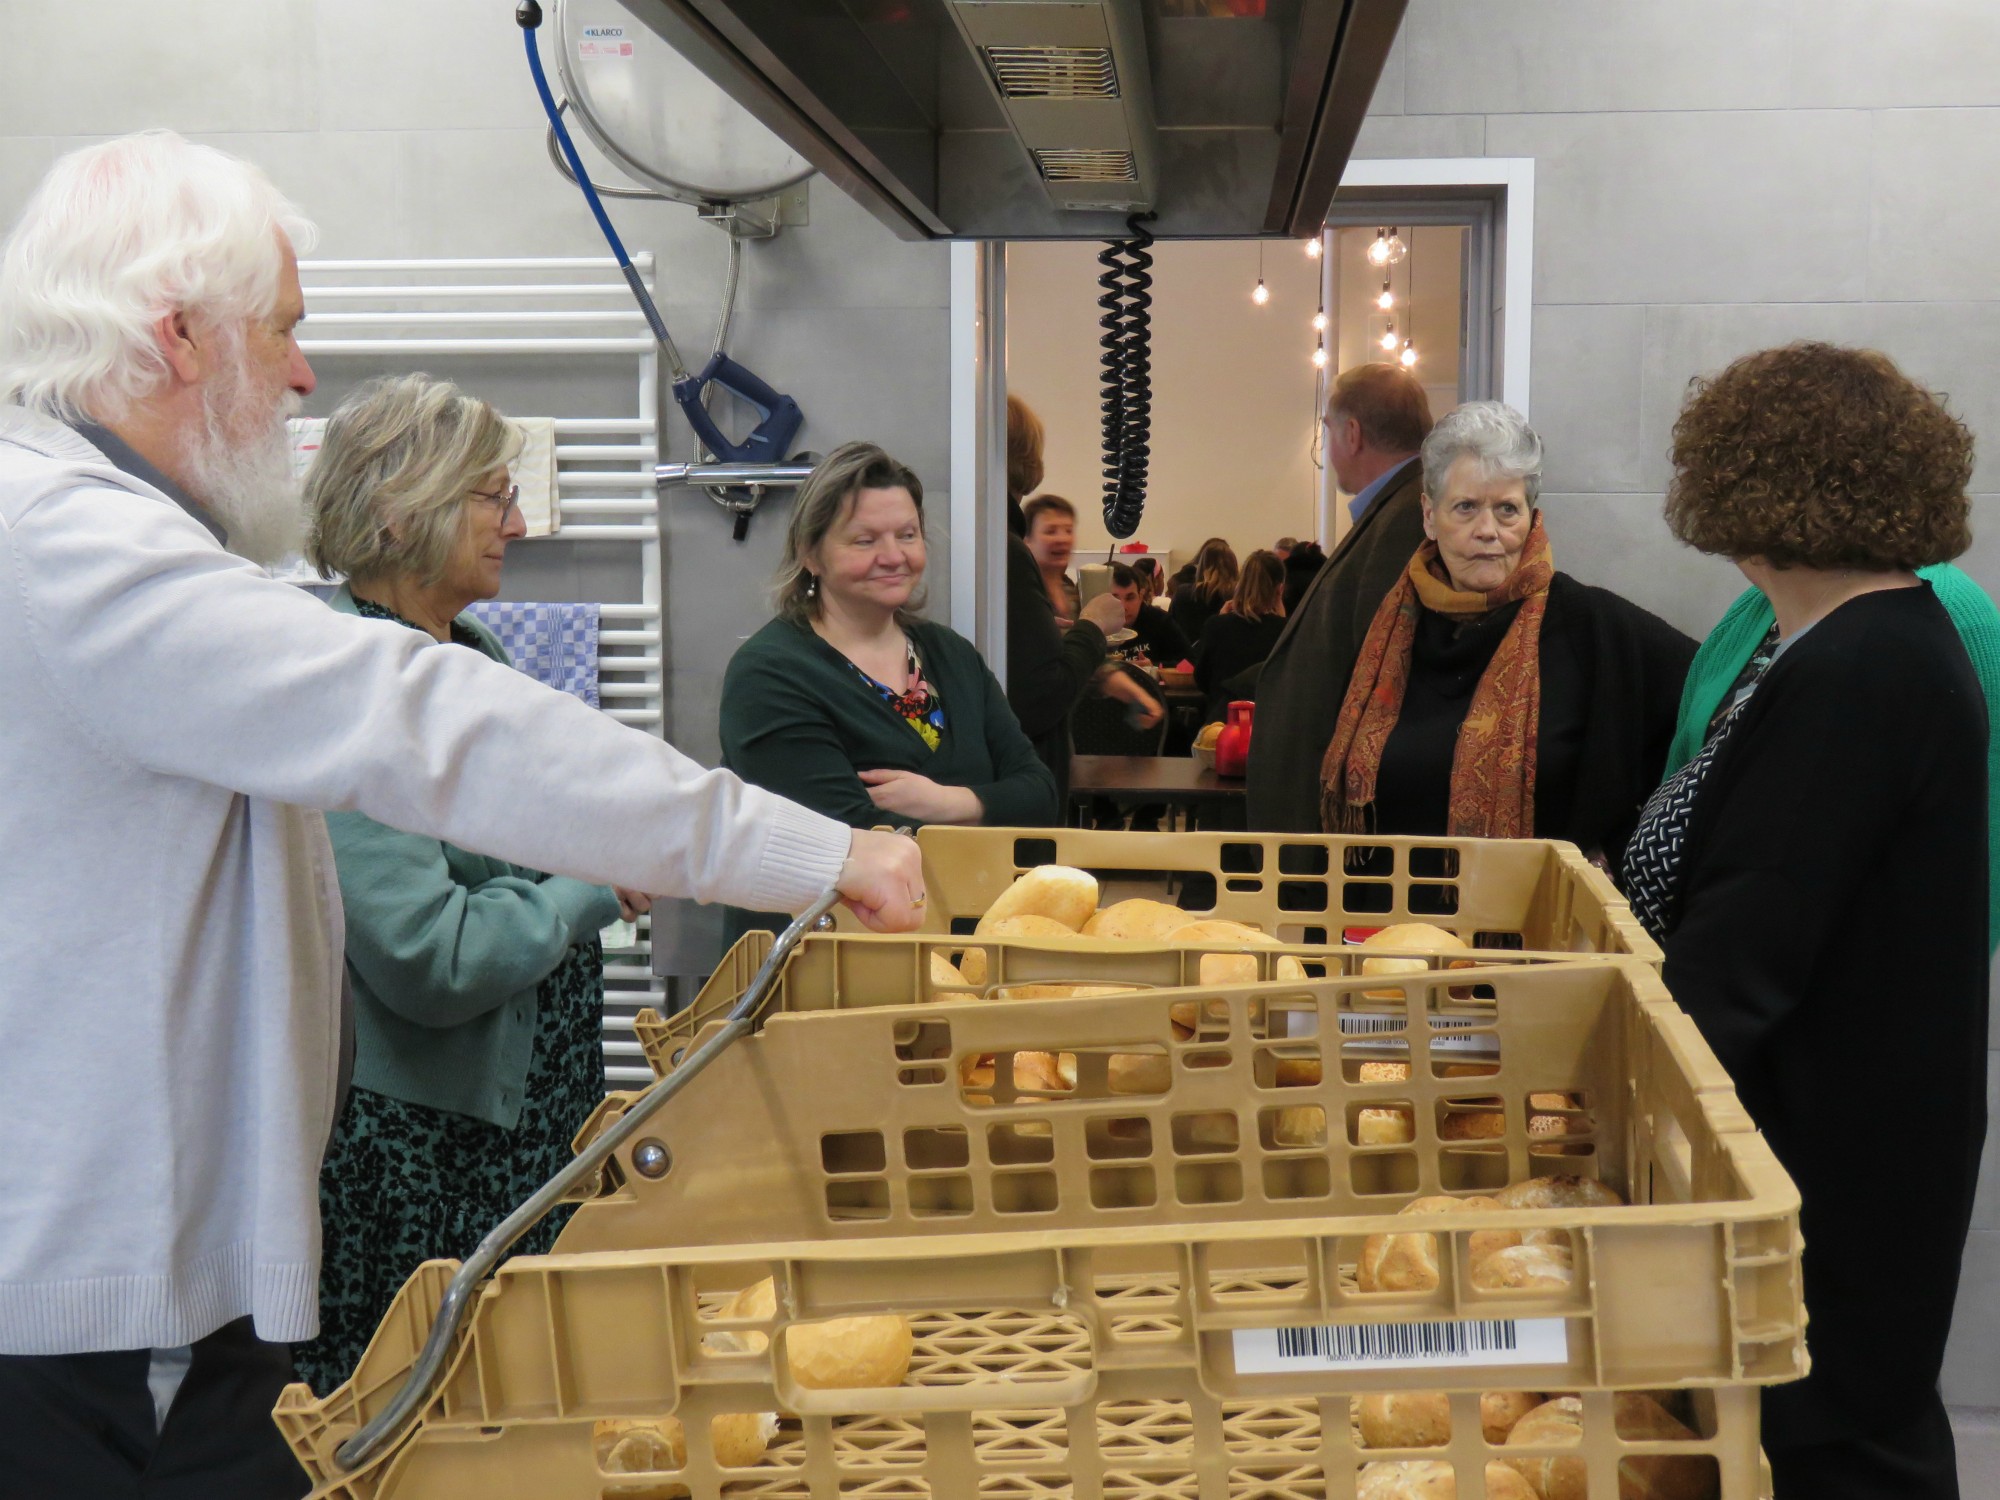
top-left (806, 574), bottom-right (818, 598)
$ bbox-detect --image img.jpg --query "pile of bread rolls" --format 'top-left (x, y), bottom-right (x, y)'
top-left (592, 1277), bottom-right (914, 1495)
top-left (1357, 1389), bottom-right (1716, 1500)
top-left (1357, 1177), bottom-right (1623, 1294)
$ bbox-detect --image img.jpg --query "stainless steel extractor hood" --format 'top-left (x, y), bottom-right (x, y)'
top-left (612, 0), bottom-right (1408, 240)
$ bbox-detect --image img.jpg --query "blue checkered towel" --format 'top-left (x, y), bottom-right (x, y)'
top-left (465, 600), bottom-right (601, 707)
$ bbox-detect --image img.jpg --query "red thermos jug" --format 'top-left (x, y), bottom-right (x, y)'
top-left (1214, 700), bottom-right (1254, 778)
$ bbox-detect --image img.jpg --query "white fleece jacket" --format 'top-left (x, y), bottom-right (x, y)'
top-left (0, 406), bottom-right (849, 1354)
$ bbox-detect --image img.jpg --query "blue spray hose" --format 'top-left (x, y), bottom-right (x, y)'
top-left (516, 2), bottom-right (680, 363)
top-left (515, 2), bottom-right (807, 474)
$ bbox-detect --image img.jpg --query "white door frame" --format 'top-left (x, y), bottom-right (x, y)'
top-left (948, 157), bottom-right (1534, 662)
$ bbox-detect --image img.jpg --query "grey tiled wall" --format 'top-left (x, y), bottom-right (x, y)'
top-left (1359, 0), bottom-right (2000, 1420)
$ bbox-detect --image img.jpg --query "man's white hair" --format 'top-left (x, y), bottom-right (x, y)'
top-left (0, 130), bottom-right (318, 423)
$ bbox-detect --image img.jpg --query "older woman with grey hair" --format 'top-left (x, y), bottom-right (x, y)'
top-left (1317, 401), bottom-right (1695, 871)
top-left (290, 373), bottom-right (647, 1391)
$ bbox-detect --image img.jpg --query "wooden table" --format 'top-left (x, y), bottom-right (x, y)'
top-left (1068, 754), bottom-right (1245, 827)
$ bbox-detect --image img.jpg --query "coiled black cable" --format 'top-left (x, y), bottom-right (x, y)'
top-left (1097, 213), bottom-right (1156, 539)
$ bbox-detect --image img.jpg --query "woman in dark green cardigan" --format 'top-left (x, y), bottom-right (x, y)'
top-left (722, 442), bottom-right (1056, 941)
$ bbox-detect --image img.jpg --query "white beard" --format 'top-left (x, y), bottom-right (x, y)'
top-left (180, 351), bottom-right (306, 568)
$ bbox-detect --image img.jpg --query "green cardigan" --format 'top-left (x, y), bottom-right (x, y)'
top-left (325, 586), bottom-right (621, 1127)
top-left (1665, 564), bottom-right (2000, 950)
top-left (720, 616), bottom-right (1056, 939)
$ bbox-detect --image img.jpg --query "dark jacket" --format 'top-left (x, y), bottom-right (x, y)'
top-left (1352, 572), bottom-right (1694, 868)
top-left (1005, 533), bottom-right (1107, 804)
top-left (1169, 585), bottom-right (1228, 647)
top-left (722, 615), bottom-right (1058, 941)
top-left (1193, 610), bottom-right (1287, 721)
top-left (1248, 457), bottom-right (1428, 830)
top-left (1659, 586), bottom-right (1987, 1444)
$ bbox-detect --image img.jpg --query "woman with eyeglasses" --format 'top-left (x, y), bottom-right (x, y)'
top-left (288, 374), bottom-right (648, 1391)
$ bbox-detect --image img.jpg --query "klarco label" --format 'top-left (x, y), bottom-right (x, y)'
top-left (578, 25), bottom-right (634, 60)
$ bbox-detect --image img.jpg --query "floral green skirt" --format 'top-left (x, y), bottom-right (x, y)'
top-left (291, 940), bottom-right (606, 1394)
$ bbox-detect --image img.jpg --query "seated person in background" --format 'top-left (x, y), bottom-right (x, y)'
top-left (1318, 402), bottom-right (1694, 871)
top-left (1169, 535), bottom-right (1238, 643)
top-left (291, 373), bottom-right (649, 1392)
top-left (1108, 560), bottom-right (1190, 667)
top-left (1023, 493), bottom-right (1083, 624)
top-left (1281, 538), bottom-right (1325, 617)
top-left (1193, 549), bottom-right (1288, 719)
top-left (723, 442), bottom-right (1057, 941)
top-left (1274, 535), bottom-right (1298, 560)
top-left (1130, 553), bottom-right (1164, 603)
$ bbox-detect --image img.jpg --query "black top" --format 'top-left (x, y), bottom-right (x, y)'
top-left (1169, 586), bottom-right (1228, 646)
top-left (1658, 585), bottom-right (1988, 1440)
top-left (1193, 611), bottom-right (1287, 720)
top-left (1128, 602), bottom-right (1191, 668)
top-left (1004, 533), bottom-right (1107, 805)
top-left (1370, 595), bottom-right (1589, 839)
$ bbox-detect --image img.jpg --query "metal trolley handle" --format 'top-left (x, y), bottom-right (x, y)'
top-left (334, 883), bottom-right (844, 1473)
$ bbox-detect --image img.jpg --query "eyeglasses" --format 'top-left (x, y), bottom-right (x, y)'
top-left (468, 483), bottom-right (520, 519)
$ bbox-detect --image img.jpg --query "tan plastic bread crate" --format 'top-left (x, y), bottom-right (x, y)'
top-left (844, 827), bottom-right (1661, 963)
top-left (634, 930), bottom-right (1573, 1084)
top-left (278, 960), bottom-right (1799, 1499)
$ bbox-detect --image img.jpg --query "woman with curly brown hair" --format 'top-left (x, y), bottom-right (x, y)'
top-left (1626, 342), bottom-right (1987, 1500)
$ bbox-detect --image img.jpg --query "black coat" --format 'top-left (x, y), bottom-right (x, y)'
top-left (1004, 532), bottom-right (1106, 805)
top-left (1355, 573), bottom-right (1693, 868)
top-left (1659, 586), bottom-right (1988, 1443)
top-left (1248, 458), bottom-right (1429, 830)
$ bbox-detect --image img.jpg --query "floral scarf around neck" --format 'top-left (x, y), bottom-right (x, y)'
top-left (1318, 514), bottom-right (1555, 838)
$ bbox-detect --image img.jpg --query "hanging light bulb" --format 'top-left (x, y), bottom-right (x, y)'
top-left (1251, 278), bottom-right (1270, 305)
top-left (1304, 236), bottom-right (1322, 259)
top-left (1311, 309), bottom-right (1328, 332)
top-left (1311, 342), bottom-right (1329, 369)
top-left (1366, 227), bottom-right (1391, 268)
top-left (1376, 275), bottom-right (1394, 311)
top-left (1399, 338), bottom-right (1418, 368)
top-left (1378, 319), bottom-right (1398, 353)
top-left (1382, 226), bottom-right (1409, 265)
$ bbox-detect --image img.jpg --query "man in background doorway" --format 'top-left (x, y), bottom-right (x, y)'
top-left (1247, 362), bottom-right (1435, 831)
top-left (1022, 493), bottom-right (1082, 625)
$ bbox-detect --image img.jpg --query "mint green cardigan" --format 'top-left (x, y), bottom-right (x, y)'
top-left (325, 587), bottom-right (621, 1127)
top-left (1665, 564), bottom-right (2000, 950)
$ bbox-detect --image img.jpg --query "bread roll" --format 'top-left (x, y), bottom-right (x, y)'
top-left (927, 951), bottom-right (968, 998)
top-left (1358, 921), bottom-right (1468, 978)
top-left (1440, 1105), bottom-right (1507, 1142)
top-left (1198, 951), bottom-right (1259, 987)
top-left (1356, 1459), bottom-right (1539, 1500)
top-left (1274, 1056), bottom-right (1323, 1087)
top-left (1360, 1061), bottom-right (1411, 1084)
top-left (976, 866), bottom-right (1098, 933)
top-left (1528, 1092), bottom-right (1572, 1111)
top-left (595, 1412), bottom-right (778, 1496)
top-left (1271, 1104), bottom-right (1325, 1148)
top-left (1358, 1194), bottom-right (1514, 1292)
top-left (998, 981), bottom-right (1131, 1001)
top-left (1471, 1243), bottom-right (1574, 1292)
top-left (1275, 954), bottom-right (1309, 983)
top-left (1492, 1176), bottom-right (1623, 1212)
top-left (1082, 897), bottom-right (1189, 941)
top-left (1502, 1394), bottom-right (1713, 1500)
top-left (959, 914), bottom-right (1086, 987)
top-left (1358, 1107), bottom-right (1416, 1145)
top-left (718, 1279), bottom-right (914, 1391)
top-left (959, 1049), bottom-right (1074, 1097)
top-left (1357, 1391), bottom-right (1547, 1450)
top-left (1108, 1051), bottom-right (1171, 1094)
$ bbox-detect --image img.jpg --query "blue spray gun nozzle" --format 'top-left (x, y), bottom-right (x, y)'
top-left (518, 2), bottom-right (805, 469)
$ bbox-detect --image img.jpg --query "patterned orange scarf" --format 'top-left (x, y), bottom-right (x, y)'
top-left (1319, 515), bottom-right (1554, 838)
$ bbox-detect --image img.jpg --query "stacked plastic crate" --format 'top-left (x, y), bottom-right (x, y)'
top-left (277, 830), bottom-right (1801, 1500)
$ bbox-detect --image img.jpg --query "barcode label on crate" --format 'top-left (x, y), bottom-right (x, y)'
top-left (1337, 1011), bottom-right (1497, 1059)
top-left (1234, 1317), bottom-right (1568, 1373)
